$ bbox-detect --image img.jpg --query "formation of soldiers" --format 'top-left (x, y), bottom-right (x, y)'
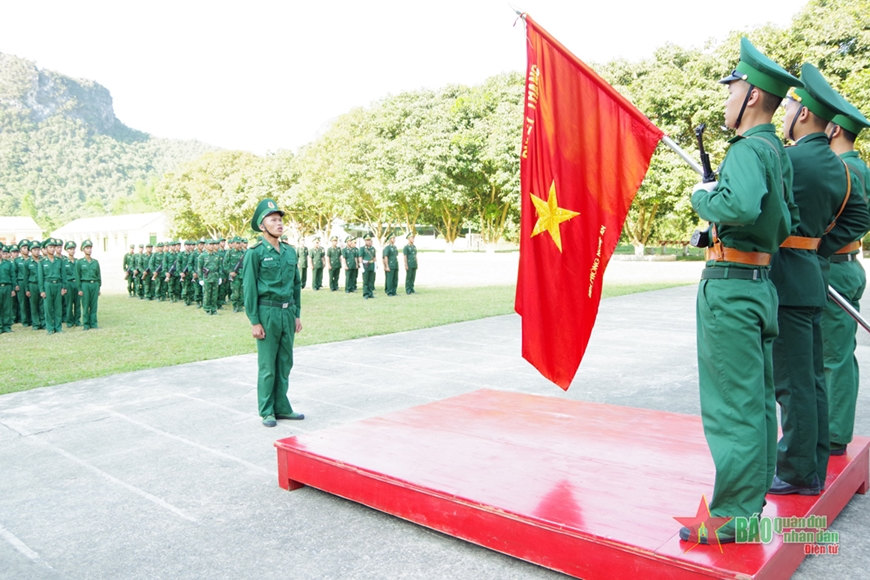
top-left (680, 38), bottom-right (870, 545)
top-left (297, 232), bottom-right (418, 299)
top-left (0, 238), bottom-right (101, 333)
top-left (124, 237), bottom-right (248, 315)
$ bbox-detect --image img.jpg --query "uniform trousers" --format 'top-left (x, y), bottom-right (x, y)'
top-left (312, 267), bottom-right (324, 290)
top-left (44, 282), bottom-right (63, 333)
top-left (256, 303), bottom-right (296, 418)
top-left (697, 274), bottom-right (778, 523)
top-left (405, 267), bottom-right (417, 294)
top-left (28, 283), bottom-right (44, 329)
top-left (362, 268), bottom-right (375, 298)
top-left (384, 269), bottom-right (398, 296)
top-left (81, 281), bottom-right (99, 329)
top-left (345, 268), bottom-right (358, 292)
top-left (329, 268), bottom-right (341, 291)
top-left (774, 306), bottom-right (829, 488)
top-left (823, 258), bottom-right (865, 448)
top-left (299, 267), bottom-right (308, 289)
top-left (0, 285), bottom-right (13, 332)
top-left (66, 282), bottom-right (81, 326)
top-left (18, 286), bottom-right (31, 325)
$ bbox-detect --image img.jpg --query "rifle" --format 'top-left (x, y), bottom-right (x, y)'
top-left (141, 268), bottom-right (151, 281)
top-left (152, 264), bottom-right (163, 281)
top-left (230, 256), bottom-right (243, 278)
top-left (690, 124), bottom-right (717, 248)
top-left (125, 268), bottom-right (134, 280)
top-left (180, 265), bottom-right (190, 279)
top-left (203, 267), bottom-right (210, 280)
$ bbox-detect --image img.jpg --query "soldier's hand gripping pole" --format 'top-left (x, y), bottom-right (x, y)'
top-left (695, 124), bottom-right (717, 183)
top-left (828, 285), bottom-right (870, 333)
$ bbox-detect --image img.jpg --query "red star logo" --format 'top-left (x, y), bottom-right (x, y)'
top-left (674, 496), bottom-right (733, 552)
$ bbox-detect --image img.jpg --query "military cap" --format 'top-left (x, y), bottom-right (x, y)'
top-left (363, 233), bottom-right (372, 240)
top-left (719, 37), bottom-right (803, 98)
top-left (157, 242), bottom-right (164, 248)
top-left (312, 235), bottom-right (321, 241)
top-left (10, 244), bottom-right (19, 252)
top-left (788, 63), bottom-right (846, 122)
top-left (831, 94), bottom-right (870, 136)
top-left (18, 240), bottom-right (30, 249)
top-left (42, 239), bottom-right (54, 248)
top-left (146, 243), bottom-right (153, 248)
top-left (65, 241), bottom-right (76, 250)
top-left (31, 240), bottom-right (42, 249)
top-left (251, 199), bottom-right (285, 232)
top-left (81, 239), bottom-right (93, 248)
top-left (220, 237), bottom-right (226, 242)
top-left (329, 236), bottom-right (338, 242)
top-left (385, 233), bottom-right (395, 242)
top-left (345, 235), bottom-right (354, 243)
top-left (138, 243), bottom-right (144, 248)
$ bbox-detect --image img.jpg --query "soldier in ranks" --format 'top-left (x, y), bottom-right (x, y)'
top-left (403, 232), bottom-right (418, 294)
top-left (382, 233), bottom-right (399, 296)
top-left (823, 95), bottom-right (870, 458)
top-left (0, 245), bottom-right (15, 333)
top-left (769, 64), bottom-right (870, 496)
top-left (342, 236), bottom-right (357, 293)
top-left (63, 241), bottom-right (81, 328)
top-left (310, 236), bottom-right (325, 290)
top-left (14, 241), bottom-right (31, 327)
top-left (38, 239), bottom-right (67, 334)
top-left (134, 244), bottom-right (145, 299)
top-left (360, 233), bottom-right (377, 299)
top-left (141, 243), bottom-right (154, 300)
top-left (185, 240), bottom-right (198, 306)
top-left (194, 239), bottom-right (206, 308)
top-left (26, 240), bottom-right (44, 330)
top-left (243, 199), bottom-right (304, 427)
top-left (229, 236), bottom-right (247, 312)
top-left (76, 239), bottom-right (101, 330)
top-left (327, 236), bottom-right (342, 292)
top-left (681, 38), bottom-right (800, 544)
top-left (218, 237), bottom-right (230, 307)
top-left (199, 239), bottom-right (221, 315)
top-left (170, 241), bottom-right (183, 302)
top-left (9, 244), bottom-right (21, 325)
top-left (153, 242), bottom-right (167, 301)
top-left (297, 237), bottom-right (309, 289)
top-left (124, 244), bottom-right (136, 297)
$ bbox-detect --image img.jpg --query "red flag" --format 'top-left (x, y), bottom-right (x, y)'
top-left (515, 16), bottom-right (663, 389)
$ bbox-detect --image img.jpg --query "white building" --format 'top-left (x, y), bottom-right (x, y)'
top-left (0, 216), bottom-right (43, 245)
top-left (51, 212), bottom-right (171, 254)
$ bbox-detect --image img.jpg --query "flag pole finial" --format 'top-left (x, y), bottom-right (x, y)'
top-left (508, 4), bottom-right (525, 20)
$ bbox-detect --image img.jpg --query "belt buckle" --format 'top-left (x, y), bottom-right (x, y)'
top-left (282, 302), bottom-right (289, 309)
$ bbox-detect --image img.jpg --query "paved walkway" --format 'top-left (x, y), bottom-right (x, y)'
top-left (1, 285), bottom-right (868, 579)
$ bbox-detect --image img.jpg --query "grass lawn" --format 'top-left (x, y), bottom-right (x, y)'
top-left (1, 282), bottom-right (687, 395)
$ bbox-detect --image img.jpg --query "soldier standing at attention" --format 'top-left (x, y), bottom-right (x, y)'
top-left (403, 233), bottom-right (418, 294)
top-left (327, 236), bottom-right (342, 292)
top-left (0, 245), bottom-right (15, 333)
top-left (15, 241), bottom-right (32, 327)
top-left (342, 236), bottom-right (357, 293)
top-left (124, 245), bottom-right (135, 297)
top-left (8, 244), bottom-right (21, 326)
top-left (382, 233), bottom-right (399, 296)
top-left (63, 241), bottom-right (81, 328)
top-left (199, 240), bottom-right (222, 315)
top-left (141, 243), bottom-right (154, 300)
top-left (26, 241), bottom-right (44, 330)
top-left (133, 244), bottom-right (144, 299)
top-left (310, 236), bottom-right (325, 291)
top-left (360, 234), bottom-right (377, 299)
top-left (243, 199), bottom-right (304, 427)
top-left (297, 237), bottom-right (309, 289)
top-left (76, 240), bottom-right (101, 330)
top-left (769, 64), bottom-right (870, 496)
top-left (229, 236), bottom-right (246, 312)
top-left (681, 38), bottom-right (800, 544)
top-left (38, 239), bottom-right (67, 335)
top-left (823, 97), bottom-right (870, 458)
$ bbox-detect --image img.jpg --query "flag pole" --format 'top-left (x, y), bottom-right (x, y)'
top-left (661, 136), bottom-right (704, 176)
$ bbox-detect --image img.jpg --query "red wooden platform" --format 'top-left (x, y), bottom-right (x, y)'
top-left (275, 389), bottom-right (869, 579)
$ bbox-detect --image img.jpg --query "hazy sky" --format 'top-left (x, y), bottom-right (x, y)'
top-left (1, 0), bottom-right (808, 154)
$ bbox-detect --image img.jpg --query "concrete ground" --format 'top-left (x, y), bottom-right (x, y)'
top-left (2, 284), bottom-right (868, 579)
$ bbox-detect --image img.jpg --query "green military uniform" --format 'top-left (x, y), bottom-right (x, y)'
top-left (310, 239), bottom-right (325, 290)
top-left (327, 237), bottom-right (342, 291)
top-left (76, 240), bottom-right (101, 330)
top-left (685, 39), bottom-right (801, 543)
top-left (228, 237), bottom-right (246, 312)
top-left (15, 241), bottom-right (32, 326)
top-left (360, 235), bottom-right (377, 299)
top-left (771, 64), bottom-right (870, 494)
top-left (0, 246), bottom-right (15, 333)
top-left (199, 241), bottom-right (221, 315)
top-left (193, 241), bottom-right (205, 307)
top-left (140, 245), bottom-right (154, 300)
top-left (63, 241), bottom-right (81, 327)
top-left (26, 241), bottom-right (44, 330)
top-left (297, 241), bottom-right (309, 289)
top-left (9, 245), bottom-right (20, 325)
top-left (123, 245), bottom-right (135, 297)
top-left (822, 100), bottom-right (870, 456)
top-left (133, 245), bottom-right (144, 298)
top-left (343, 237), bottom-right (358, 293)
top-left (180, 241), bottom-right (196, 305)
top-left (403, 236), bottom-right (418, 294)
top-left (38, 239), bottom-right (67, 334)
top-left (382, 235), bottom-right (399, 296)
top-left (243, 199), bottom-right (303, 426)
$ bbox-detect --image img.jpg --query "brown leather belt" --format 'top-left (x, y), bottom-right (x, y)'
top-left (836, 241), bottom-right (862, 254)
top-left (780, 236), bottom-right (820, 250)
top-left (706, 245), bottom-right (771, 266)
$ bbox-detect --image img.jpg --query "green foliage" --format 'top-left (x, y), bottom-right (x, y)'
top-left (0, 52), bottom-right (216, 229)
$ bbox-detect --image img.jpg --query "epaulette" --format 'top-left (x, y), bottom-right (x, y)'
top-left (250, 239), bottom-right (263, 248)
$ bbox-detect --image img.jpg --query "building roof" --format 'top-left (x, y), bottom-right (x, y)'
top-left (0, 216), bottom-right (42, 231)
top-left (53, 212), bottom-right (167, 235)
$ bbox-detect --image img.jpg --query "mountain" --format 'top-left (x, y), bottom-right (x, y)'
top-left (0, 52), bottom-right (218, 230)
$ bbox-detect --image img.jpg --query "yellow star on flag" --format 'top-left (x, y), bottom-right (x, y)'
top-left (530, 180), bottom-right (580, 252)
